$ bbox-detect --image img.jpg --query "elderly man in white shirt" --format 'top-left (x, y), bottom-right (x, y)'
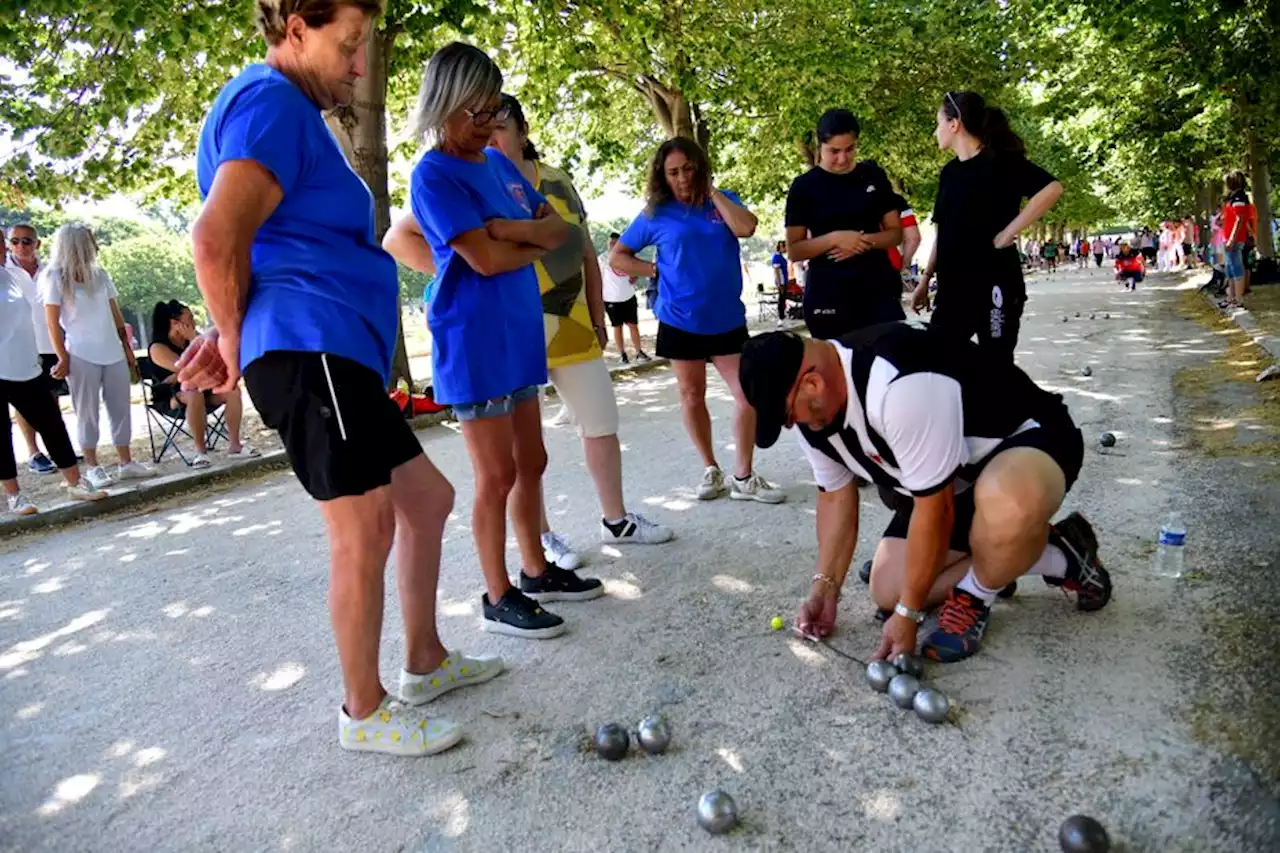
top-left (6, 224), bottom-right (68, 475)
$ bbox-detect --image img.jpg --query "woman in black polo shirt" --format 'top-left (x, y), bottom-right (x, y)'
top-left (915, 91), bottom-right (1062, 359)
top-left (784, 109), bottom-right (904, 340)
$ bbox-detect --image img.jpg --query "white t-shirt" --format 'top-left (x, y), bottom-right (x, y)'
top-left (599, 256), bottom-right (635, 303)
top-left (39, 267), bottom-right (125, 366)
top-left (0, 268), bottom-right (42, 382)
top-left (5, 255), bottom-right (51, 354)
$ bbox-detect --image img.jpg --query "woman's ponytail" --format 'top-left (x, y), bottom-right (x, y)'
top-left (980, 105), bottom-right (1025, 157)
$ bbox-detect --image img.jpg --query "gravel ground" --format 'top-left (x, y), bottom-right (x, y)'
top-left (1, 268), bottom-right (1277, 852)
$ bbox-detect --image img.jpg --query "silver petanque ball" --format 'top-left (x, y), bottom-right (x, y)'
top-left (892, 653), bottom-right (925, 678)
top-left (1059, 815), bottom-right (1111, 853)
top-left (1099, 432), bottom-right (1116, 448)
top-left (636, 715), bottom-right (671, 755)
top-left (594, 723), bottom-right (630, 761)
top-left (913, 688), bottom-right (950, 723)
top-left (1082, 366), bottom-right (1092, 377)
top-left (865, 660), bottom-right (898, 693)
top-left (696, 790), bottom-right (739, 834)
top-left (887, 674), bottom-right (921, 709)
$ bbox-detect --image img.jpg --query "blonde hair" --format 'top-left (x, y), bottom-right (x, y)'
top-left (411, 42), bottom-right (502, 150)
top-left (47, 223), bottom-right (100, 305)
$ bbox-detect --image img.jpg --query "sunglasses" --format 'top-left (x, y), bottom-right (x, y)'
top-left (9, 237), bottom-right (35, 246)
top-left (464, 105), bottom-right (511, 126)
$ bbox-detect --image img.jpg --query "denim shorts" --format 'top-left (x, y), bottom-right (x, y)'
top-left (1225, 244), bottom-right (1245, 279)
top-left (452, 384), bottom-right (539, 422)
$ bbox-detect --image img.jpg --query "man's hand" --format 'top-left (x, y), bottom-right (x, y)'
top-left (177, 329), bottom-right (239, 394)
top-left (911, 280), bottom-right (931, 314)
top-left (873, 613), bottom-right (919, 661)
top-left (796, 589), bottom-right (838, 640)
top-left (51, 355), bottom-right (70, 381)
top-left (993, 228), bottom-right (1016, 250)
top-left (593, 323), bottom-right (608, 349)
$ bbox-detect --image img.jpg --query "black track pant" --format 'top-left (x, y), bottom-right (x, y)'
top-left (1, 376), bottom-right (76, 480)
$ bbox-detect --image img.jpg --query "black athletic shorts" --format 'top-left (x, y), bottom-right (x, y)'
top-left (604, 296), bottom-right (639, 327)
top-left (929, 284), bottom-right (1025, 361)
top-left (1141, 247), bottom-right (1157, 261)
top-left (243, 351), bottom-right (422, 501)
top-left (655, 322), bottom-right (748, 361)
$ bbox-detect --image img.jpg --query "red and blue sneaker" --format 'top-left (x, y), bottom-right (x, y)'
top-left (1044, 512), bottom-right (1112, 611)
top-left (923, 588), bottom-right (992, 663)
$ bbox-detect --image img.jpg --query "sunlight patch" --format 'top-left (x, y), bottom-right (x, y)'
top-left (38, 773), bottom-right (99, 816)
top-left (251, 662), bottom-right (306, 692)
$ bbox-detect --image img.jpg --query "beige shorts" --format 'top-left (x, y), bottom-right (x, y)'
top-left (548, 357), bottom-right (619, 438)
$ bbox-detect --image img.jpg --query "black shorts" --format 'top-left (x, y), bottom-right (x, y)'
top-left (1181, 242), bottom-right (1192, 256)
top-left (1093, 253), bottom-right (1104, 267)
top-left (1141, 247), bottom-right (1157, 261)
top-left (244, 351), bottom-right (422, 501)
top-left (804, 300), bottom-right (906, 341)
top-left (882, 484), bottom-right (977, 553)
top-left (930, 284), bottom-right (1025, 361)
top-left (604, 296), bottom-right (639, 327)
top-left (655, 323), bottom-right (748, 361)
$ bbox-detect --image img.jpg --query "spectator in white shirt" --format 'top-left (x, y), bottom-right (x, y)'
top-left (599, 232), bottom-right (649, 364)
top-left (2, 251), bottom-right (107, 514)
top-left (6, 223), bottom-right (68, 475)
top-left (39, 224), bottom-right (154, 490)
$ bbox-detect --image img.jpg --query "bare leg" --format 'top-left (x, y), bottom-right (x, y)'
top-left (627, 323), bottom-right (643, 354)
top-left (223, 388), bottom-right (245, 450)
top-left (584, 434), bottom-right (626, 521)
top-left (390, 453), bottom-right (453, 674)
top-left (16, 412), bottom-right (40, 459)
top-left (671, 359), bottom-right (716, 469)
top-left (180, 391), bottom-right (209, 453)
top-left (318, 486), bottom-right (396, 719)
top-left (509, 395), bottom-right (550, 577)
top-left (711, 353), bottom-right (754, 479)
top-left (612, 324), bottom-right (625, 357)
top-left (869, 538), bottom-right (972, 612)
top-left (460, 415), bottom-right (518, 603)
top-left (969, 447), bottom-right (1066, 590)
top-left (2, 478), bottom-right (17, 497)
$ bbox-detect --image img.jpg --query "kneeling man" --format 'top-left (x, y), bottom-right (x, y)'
top-left (739, 326), bottom-right (1111, 663)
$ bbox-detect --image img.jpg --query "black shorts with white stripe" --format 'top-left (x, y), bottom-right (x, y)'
top-left (244, 351), bottom-right (423, 501)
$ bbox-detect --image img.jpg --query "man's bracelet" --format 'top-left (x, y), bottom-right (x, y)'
top-left (811, 574), bottom-right (840, 598)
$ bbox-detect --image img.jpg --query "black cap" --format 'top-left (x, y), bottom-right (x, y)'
top-left (739, 331), bottom-right (805, 449)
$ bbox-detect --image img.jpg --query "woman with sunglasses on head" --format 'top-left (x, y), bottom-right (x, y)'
top-left (784, 109), bottom-right (905, 340)
top-left (384, 43), bottom-right (604, 643)
top-left (609, 137), bottom-right (786, 505)
top-left (914, 91), bottom-right (1062, 359)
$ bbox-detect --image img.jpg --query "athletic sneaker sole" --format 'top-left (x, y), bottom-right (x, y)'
top-left (339, 726), bottom-right (464, 757)
top-left (729, 490), bottom-right (786, 504)
top-left (601, 532), bottom-right (676, 546)
top-left (696, 488), bottom-right (727, 501)
top-left (481, 619), bottom-right (567, 640)
top-left (523, 586), bottom-right (606, 603)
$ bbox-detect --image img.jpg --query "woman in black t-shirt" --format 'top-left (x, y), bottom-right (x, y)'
top-left (784, 109), bottom-right (904, 340)
top-left (915, 91), bottom-right (1063, 359)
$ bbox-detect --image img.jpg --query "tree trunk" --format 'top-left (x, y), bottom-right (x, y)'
top-left (325, 29), bottom-right (413, 390)
top-left (640, 80), bottom-right (711, 150)
top-left (1249, 128), bottom-right (1274, 258)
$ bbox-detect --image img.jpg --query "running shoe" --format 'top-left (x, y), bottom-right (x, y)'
top-left (116, 461), bottom-right (155, 480)
top-left (547, 406), bottom-right (575, 427)
top-left (7, 492), bottom-right (38, 516)
top-left (730, 471), bottom-right (786, 504)
top-left (27, 453), bottom-right (56, 475)
top-left (697, 465), bottom-right (727, 500)
top-left (65, 482), bottom-right (107, 502)
top-left (338, 694), bottom-right (462, 757)
top-left (84, 466), bottom-right (113, 490)
top-left (482, 587), bottom-right (566, 639)
top-left (1044, 512), bottom-right (1112, 611)
top-left (225, 445), bottom-right (261, 459)
top-left (601, 512), bottom-right (674, 545)
top-left (399, 651), bottom-right (505, 705)
top-left (542, 532), bottom-right (583, 570)
top-left (620, 353), bottom-right (630, 365)
top-left (520, 562), bottom-right (605, 603)
top-left (922, 588), bottom-right (992, 663)
top-left (636, 351), bottom-right (652, 362)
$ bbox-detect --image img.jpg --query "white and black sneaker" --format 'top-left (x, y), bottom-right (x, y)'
top-left (601, 513), bottom-right (674, 545)
top-left (520, 560), bottom-right (605, 603)
top-left (541, 532), bottom-right (583, 570)
top-left (482, 587), bottom-right (566, 640)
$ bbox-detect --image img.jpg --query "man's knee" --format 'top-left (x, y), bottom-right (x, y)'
top-left (329, 492), bottom-right (396, 561)
top-left (678, 381), bottom-right (707, 408)
top-left (973, 455), bottom-right (1063, 544)
top-left (868, 540), bottom-right (905, 611)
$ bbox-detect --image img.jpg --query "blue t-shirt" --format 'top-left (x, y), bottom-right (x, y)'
top-left (196, 64), bottom-right (399, 383)
top-left (772, 252), bottom-right (788, 284)
top-left (619, 192), bottom-right (747, 335)
top-left (410, 148), bottom-right (548, 405)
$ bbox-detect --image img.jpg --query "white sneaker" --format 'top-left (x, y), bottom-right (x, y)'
top-left (696, 465), bottom-right (727, 500)
top-left (398, 651), bottom-right (505, 706)
top-left (601, 512), bottom-right (674, 545)
top-left (730, 471), bottom-right (787, 504)
top-left (84, 466), bottom-right (114, 490)
top-left (338, 694), bottom-right (463, 757)
top-left (189, 453), bottom-right (211, 469)
top-left (116, 461), bottom-right (154, 481)
top-left (65, 482), bottom-right (108, 502)
top-left (225, 445), bottom-right (260, 459)
top-left (547, 406), bottom-right (575, 427)
top-left (7, 492), bottom-right (38, 516)
top-left (541, 532), bottom-right (583, 570)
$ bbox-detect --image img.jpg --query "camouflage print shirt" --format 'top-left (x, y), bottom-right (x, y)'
top-left (533, 162), bottom-right (602, 369)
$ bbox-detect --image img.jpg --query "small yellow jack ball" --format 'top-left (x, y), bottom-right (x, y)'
top-left (770, 616), bottom-right (784, 631)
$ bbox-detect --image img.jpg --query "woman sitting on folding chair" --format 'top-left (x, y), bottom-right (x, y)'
top-left (148, 300), bottom-right (257, 467)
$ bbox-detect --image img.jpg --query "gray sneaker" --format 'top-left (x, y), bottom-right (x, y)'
top-left (730, 471), bottom-right (786, 504)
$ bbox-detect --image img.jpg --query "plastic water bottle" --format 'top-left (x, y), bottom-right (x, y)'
top-left (1154, 512), bottom-right (1186, 578)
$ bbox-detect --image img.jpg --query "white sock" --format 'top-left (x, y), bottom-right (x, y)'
top-left (955, 569), bottom-right (1000, 605)
top-left (1024, 544), bottom-right (1069, 579)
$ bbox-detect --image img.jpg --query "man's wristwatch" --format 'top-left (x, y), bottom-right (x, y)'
top-left (893, 602), bottom-right (926, 624)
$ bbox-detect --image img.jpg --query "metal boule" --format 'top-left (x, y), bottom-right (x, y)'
top-left (1099, 432), bottom-right (1116, 448)
top-left (913, 688), bottom-right (950, 723)
top-left (866, 660), bottom-right (898, 693)
top-left (887, 674), bottom-right (920, 709)
top-left (636, 715), bottom-right (671, 755)
top-left (892, 653), bottom-right (925, 678)
top-left (696, 790), bottom-right (739, 834)
top-left (858, 559), bottom-right (872, 585)
top-left (594, 723), bottom-right (629, 761)
top-left (1058, 814), bottom-right (1110, 853)
top-left (1081, 366), bottom-right (1092, 377)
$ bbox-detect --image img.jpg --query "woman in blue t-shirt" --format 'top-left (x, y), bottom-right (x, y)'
top-left (609, 138), bottom-right (786, 505)
top-left (383, 43), bottom-right (603, 640)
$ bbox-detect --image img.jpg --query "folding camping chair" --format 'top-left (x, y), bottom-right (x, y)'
top-left (137, 356), bottom-right (229, 465)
